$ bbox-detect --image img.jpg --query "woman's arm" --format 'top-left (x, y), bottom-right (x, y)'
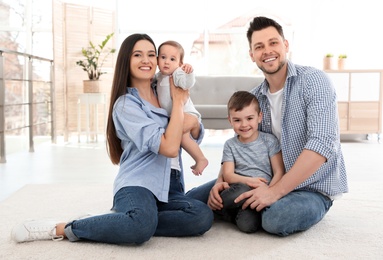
top-left (159, 76), bottom-right (189, 157)
top-left (236, 149), bottom-right (326, 211)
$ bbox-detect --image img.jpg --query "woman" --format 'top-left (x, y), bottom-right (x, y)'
top-left (11, 34), bottom-right (213, 245)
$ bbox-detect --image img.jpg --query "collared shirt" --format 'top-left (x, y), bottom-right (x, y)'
top-left (112, 86), bottom-right (203, 202)
top-left (251, 60), bottom-right (348, 197)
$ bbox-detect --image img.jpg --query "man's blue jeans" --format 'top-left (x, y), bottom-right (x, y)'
top-left (261, 190), bottom-right (333, 236)
top-left (187, 180), bottom-right (333, 236)
top-left (64, 170), bottom-right (213, 244)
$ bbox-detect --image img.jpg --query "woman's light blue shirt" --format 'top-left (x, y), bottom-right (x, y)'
top-left (112, 86), bottom-right (203, 202)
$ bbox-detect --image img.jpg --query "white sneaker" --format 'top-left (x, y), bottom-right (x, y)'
top-left (11, 220), bottom-right (64, 243)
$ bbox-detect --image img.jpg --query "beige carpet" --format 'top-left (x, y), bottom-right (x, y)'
top-left (0, 182), bottom-right (382, 260)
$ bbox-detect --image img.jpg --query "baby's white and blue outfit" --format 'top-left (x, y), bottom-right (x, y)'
top-left (156, 67), bottom-right (201, 121)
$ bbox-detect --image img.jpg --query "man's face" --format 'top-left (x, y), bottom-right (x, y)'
top-left (249, 26), bottom-right (289, 75)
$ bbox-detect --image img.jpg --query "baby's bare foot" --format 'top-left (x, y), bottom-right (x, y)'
top-left (191, 158), bottom-right (209, 176)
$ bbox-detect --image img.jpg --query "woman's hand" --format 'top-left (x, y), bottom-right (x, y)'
top-left (207, 181), bottom-right (230, 210)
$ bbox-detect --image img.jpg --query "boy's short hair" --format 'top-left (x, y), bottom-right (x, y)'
top-left (227, 91), bottom-right (260, 115)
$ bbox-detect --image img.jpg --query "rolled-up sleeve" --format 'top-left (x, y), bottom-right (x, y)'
top-left (113, 96), bottom-right (165, 154)
top-left (303, 70), bottom-right (339, 160)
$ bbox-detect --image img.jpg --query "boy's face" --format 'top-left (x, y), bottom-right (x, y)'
top-left (248, 26), bottom-right (289, 75)
top-left (228, 103), bottom-right (262, 143)
top-left (157, 45), bottom-right (181, 75)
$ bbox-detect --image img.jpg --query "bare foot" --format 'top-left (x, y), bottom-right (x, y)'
top-left (191, 158), bottom-right (209, 176)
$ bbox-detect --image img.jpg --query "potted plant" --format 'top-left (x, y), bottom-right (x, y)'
top-left (76, 33), bottom-right (116, 92)
top-left (338, 54), bottom-right (347, 70)
top-left (323, 53), bottom-right (334, 70)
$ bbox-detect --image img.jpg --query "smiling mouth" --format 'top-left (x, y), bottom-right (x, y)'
top-left (264, 57), bottom-right (277, 63)
top-left (263, 57), bottom-right (277, 63)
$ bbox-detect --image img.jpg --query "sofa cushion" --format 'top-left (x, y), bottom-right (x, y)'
top-left (196, 105), bottom-right (228, 118)
top-left (189, 76), bottom-right (265, 129)
top-left (191, 76), bottom-right (264, 105)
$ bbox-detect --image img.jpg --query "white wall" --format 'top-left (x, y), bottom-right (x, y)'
top-left (60, 0), bottom-right (382, 70)
top-left (290, 0), bottom-right (382, 69)
top-left (116, 0), bottom-right (382, 70)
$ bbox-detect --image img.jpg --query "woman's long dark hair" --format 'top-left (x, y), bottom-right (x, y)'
top-left (106, 34), bottom-right (156, 165)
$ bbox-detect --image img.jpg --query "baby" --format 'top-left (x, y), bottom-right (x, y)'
top-left (155, 40), bottom-right (208, 175)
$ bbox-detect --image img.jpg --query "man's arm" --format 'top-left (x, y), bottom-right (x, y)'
top-left (237, 149), bottom-right (326, 211)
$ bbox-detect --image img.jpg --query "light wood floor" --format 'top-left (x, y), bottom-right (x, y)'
top-left (1, 131), bottom-right (382, 202)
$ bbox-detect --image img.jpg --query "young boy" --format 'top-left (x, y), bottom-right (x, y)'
top-left (219, 91), bottom-right (285, 233)
top-left (155, 40), bottom-right (208, 175)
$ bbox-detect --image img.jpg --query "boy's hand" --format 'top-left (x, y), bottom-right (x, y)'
top-left (207, 182), bottom-right (230, 210)
top-left (247, 177), bottom-right (268, 186)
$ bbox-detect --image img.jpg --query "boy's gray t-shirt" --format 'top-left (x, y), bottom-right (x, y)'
top-left (221, 131), bottom-right (281, 182)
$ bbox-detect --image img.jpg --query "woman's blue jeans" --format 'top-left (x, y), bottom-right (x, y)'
top-left (64, 170), bottom-right (213, 244)
top-left (186, 180), bottom-right (333, 236)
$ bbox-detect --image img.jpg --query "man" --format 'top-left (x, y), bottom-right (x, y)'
top-left (207, 16), bottom-right (348, 236)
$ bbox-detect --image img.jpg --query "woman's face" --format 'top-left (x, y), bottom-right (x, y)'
top-left (130, 39), bottom-right (157, 81)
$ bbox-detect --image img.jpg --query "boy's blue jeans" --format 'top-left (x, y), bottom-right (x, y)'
top-left (219, 183), bottom-right (261, 233)
top-left (187, 179), bottom-right (333, 236)
top-left (64, 170), bottom-right (213, 244)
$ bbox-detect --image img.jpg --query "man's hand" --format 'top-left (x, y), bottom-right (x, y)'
top-left (234, 182), bottom-right (280, 211)
top-left (207, 182), bottom-right (230, 210)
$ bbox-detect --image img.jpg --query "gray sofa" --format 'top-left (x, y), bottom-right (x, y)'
top-left (190, 76), bottom-right (265, 129)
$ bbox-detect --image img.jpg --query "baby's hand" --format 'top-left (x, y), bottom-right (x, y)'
top-left (181, 63), bottom-right (193, 74)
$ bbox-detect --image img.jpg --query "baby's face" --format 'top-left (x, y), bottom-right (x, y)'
top-left (157, 45), bottom-right (181, 75)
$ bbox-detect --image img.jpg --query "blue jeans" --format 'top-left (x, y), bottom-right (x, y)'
top-left (64, 170), bottom-right (213, 244)
top-left (219, 183), bottom-right (261, 233)
top-left (220, 183), bottom-right (252, 208)
top-left (187, 180), bottom-right (333, 236)
top-left (261, 190), bottom-right (333, 236)
top-left (185, 178), bottom-right (216, 203)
